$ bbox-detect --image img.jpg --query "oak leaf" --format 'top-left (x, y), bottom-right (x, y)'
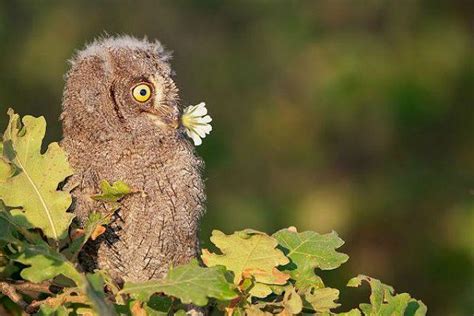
top-left (0, 109), bottom-right (74, 240)
top-left (347, 275), bottom-right (427, 316)
top-left (273, 228), bottom-right (348, 291)
top-left (121, 259), bottom-right (237, 306)
top-left (202, 229), bottom-right (290, 285)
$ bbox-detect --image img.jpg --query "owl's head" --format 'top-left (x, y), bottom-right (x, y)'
top-left (62, 36), bottom-right (181, 139)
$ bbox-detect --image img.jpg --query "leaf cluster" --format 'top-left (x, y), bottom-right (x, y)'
top-left (0, 110), bottom-right (427, 315)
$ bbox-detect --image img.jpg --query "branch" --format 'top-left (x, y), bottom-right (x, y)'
top-left (7, 280), bottom-right (61, 295)
top-left (0, 281), bottom-right (29, 310)
top-left (25, 288), bottom-right (87, 314)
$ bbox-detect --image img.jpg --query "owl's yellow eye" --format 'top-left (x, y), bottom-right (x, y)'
top-left (132, 83), bottom-right (152, 102)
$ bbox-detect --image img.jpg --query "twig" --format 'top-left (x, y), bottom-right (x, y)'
top-left (7, 280), bottom-right (61, 295)
top-left (0, 281), bottom-right (29, 310)
top-left (25, 288), bottom-right (87, 314)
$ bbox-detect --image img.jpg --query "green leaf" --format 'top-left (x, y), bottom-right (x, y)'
top-left (304, 287), bottom-right (340, 313)
top-left (0, 212), bottom-right (19, 244)
top-left (63, 212), bottom-right (108, 261)
top-left (405, 300), bottom-right (428, 316)
top-left (91, 180), bottom-right (131, 202)
top-left (0, 157), bottom-right (11, 180)
top-left (115, 299), bottom-right (158, 316)
top-left (121, 259), bottom-right (238, 306)
top-left (273, 228), bottom-right (349, 290)
top-left (282, 285), bottom-right (303, 315)
top-left (347, 275), bottom-right (394, 313)
top-left (13, 241), bottom-right (82, 285)
top-left (342, 310), bottom-right (363, 316)
top-left (381, 293), bottom-right (412, 315)
top-left (0, 206), bottom-right (43, 244)
top-left (144, 295), bottom-right (174, 316)
top-left (347, 275), bottom-right (427, 316)
top-left (75, 307), bottom-right (98, 315)
top-left (83, 272), bottom-right (116, 316)
top-left (290, 267), bottom-right (325, 291)
top-left (0, 109), bottom-right (74, 240)
top-left (249, 282), bottom-right (273, 298)
top-left (202, 229), bottom-right (290, 285)
top-left (35, 305), bottom-right (69, 316)
top-left (0, 247), bottom-right (19, 278)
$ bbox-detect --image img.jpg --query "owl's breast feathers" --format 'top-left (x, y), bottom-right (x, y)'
top-left (64, 125), bottom-right (205, 281)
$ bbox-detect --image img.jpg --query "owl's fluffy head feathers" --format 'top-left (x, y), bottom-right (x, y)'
top-left (62, 35), bottom-right (180, 140)
top-left (71, 35), bottom-right (172, 66)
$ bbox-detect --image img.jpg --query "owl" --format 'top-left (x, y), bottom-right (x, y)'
top-left (60, 36), bottom-right (206, 283)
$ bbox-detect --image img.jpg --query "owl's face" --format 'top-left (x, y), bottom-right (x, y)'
top-left (107, 48), bottom-right (180, 130)
top-left (63, 37), bottom-right (181, 136)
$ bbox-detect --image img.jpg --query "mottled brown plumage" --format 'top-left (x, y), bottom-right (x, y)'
top-left (60, 36), bottom-right (205, 282)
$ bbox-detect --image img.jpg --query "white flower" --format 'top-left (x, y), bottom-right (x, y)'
top-left (181, 102), bottom-right (212, 146)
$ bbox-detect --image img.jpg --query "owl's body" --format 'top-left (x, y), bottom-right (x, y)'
top-left (61, 36), bottom-right (205, 282)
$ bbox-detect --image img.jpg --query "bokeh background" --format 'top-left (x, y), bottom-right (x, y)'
top-left (0, 1), bottom-right (472, 314)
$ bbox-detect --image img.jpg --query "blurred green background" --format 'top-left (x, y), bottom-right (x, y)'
top-left (0, 1), bottom-right (472, 314)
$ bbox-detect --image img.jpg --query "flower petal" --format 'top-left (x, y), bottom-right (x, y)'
top-left (191, 132), bottom-right (202, 146)
top-left (183, 105), bottom-right (195, 115)
top-left (200, 125), bottom-right (212, 134)
top-left (198, 115), bottom-right (212, 124)
top-left (195, 126), bottom-right (207, 138)
top-left (192, 102), bottom-right (207, 116)
top-left (185, 128), bottom-right (194, 139)
top-left (181, 102), bottom-right (212, 146)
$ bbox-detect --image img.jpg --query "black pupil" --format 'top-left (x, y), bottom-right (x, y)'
top-left (139, 88), bottom-right (147, 96)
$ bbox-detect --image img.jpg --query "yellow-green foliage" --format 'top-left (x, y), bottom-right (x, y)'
top-left (0, 110), bottom-right (427, 315)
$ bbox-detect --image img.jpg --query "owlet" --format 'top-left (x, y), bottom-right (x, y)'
top-left (60, 36), bottom-right (206, 282)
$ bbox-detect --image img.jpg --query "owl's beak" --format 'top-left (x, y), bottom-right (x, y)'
top-left (163, 110), bottom-right (180, 129)
top-left (145, 112), bottom-right (179, 129)
top-left (169, 119), bottom-right (179, 129)
top-left (144, 96), bottom-right (180, 129)
top-left (162, 115), bottom-right (179, 129)
top-left (162, 106), bottom-right (180, 129)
